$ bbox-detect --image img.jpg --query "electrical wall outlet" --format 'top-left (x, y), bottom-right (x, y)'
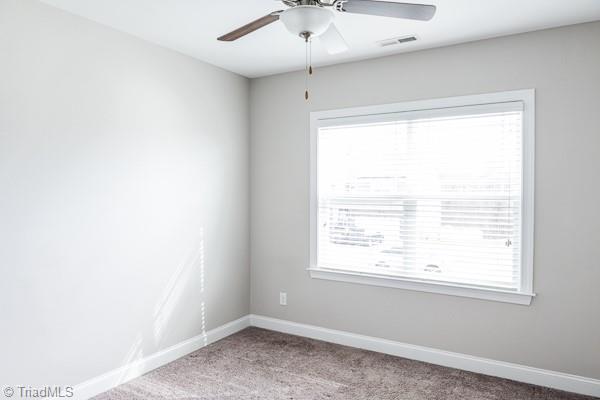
top-left (279, 292), bottom-right (287, 306)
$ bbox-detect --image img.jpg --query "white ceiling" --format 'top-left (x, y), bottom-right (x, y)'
top-left (40, 0), bottom-right (600, 78)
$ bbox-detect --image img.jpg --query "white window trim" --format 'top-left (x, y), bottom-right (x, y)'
top-left (309, 90), bottom-right (536, 305)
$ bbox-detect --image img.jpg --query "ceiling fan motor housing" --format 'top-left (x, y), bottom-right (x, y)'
top-left (280, 5), bottom-right (334, 38)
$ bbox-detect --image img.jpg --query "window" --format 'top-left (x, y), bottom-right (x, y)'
top-left (309, 90), bottom-right (535, 305)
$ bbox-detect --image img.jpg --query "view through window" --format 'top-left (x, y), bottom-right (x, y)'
top-left (314, 101), bottom-right (530, 293)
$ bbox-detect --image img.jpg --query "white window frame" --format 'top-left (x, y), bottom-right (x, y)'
top-left (309, 90), bottom-right (536, 305)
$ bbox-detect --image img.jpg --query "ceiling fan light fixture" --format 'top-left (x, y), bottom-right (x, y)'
top-left (280, 6), bottom-right (334, 38)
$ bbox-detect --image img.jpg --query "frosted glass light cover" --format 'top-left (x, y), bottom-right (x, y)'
top-left (280, 6), bottom-right (334, 37)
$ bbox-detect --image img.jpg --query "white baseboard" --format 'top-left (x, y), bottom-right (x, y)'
top-left (73, 314), bottom-right (600, 399)
top-left (74, 315), bottom-right (250, 400)
top-left (249, 314), bottom-right (600, 398)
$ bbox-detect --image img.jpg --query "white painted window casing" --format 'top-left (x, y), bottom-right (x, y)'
top-left (309, 90), bottom-right (535, 305)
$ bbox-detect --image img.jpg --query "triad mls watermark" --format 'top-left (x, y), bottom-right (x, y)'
top-left (2, 386), bottom-right (74, 398)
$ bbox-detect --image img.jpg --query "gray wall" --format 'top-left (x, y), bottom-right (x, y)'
top-left (250, 22), bottom-right (600, 379)
top-left (2, 0), bottom-right (599, 387)
top-left (0, 0), bottom-right (249, 386)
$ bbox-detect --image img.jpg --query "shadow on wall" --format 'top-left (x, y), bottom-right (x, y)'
top-left (115, 228), bottom-right (206, 385)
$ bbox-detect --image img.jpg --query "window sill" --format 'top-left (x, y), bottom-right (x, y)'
top-left (307, 267), bottom-right (535, 305)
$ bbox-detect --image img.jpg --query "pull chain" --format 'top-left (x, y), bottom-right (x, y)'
top-left (304, 33), bottom-right (313, 101)
top-left (305, 36), bottom-right (308, 100)
top-left (309, 37), bottom-right (313, 76)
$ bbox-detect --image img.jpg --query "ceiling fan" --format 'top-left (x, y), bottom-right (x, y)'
top-left (218, 0), bottom-right (435, 100)
top-left (218, 0), bottom-right (436, 55)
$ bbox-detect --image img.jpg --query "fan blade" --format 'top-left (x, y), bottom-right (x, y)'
top-left (319, 24), bottom-right (349, 55)
top-left (218, 11), bottom-right (283, 41)
top-left (337, 0), bottom-right (436, 21)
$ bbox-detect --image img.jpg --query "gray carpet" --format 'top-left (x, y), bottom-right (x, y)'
top-left (93, 327), bottom-right (596, 400)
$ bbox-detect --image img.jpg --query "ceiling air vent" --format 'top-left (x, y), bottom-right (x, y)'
top-left (378, 35), bottom-right (418, 47)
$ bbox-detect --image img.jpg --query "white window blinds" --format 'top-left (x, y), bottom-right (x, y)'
top-left (316, 102), bottom-right (526, 292)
